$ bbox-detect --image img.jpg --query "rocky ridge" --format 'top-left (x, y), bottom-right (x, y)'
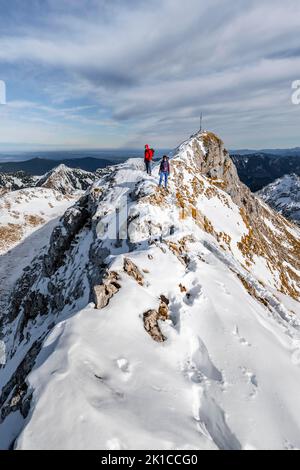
top-left (0, 131), bottom-right (300, 449)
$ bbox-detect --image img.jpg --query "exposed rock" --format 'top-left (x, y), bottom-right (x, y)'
top-left (0, 339), bottom-right (43, 423)
top-left (143, 295), bottom-right (170, 342)
top-left (172, 131), bottom-right (300, 299)
top-left (123, 258), bottom-right (144, 285)
top-left (7, 187), bottom-right (106, 334)
top-left (43, 194), bottom-right (91, 277)
top-left (143, 310), bottom-right (166, 342)
top-left (0, 171), bottom-right (37, 191)
top-left (93, 271), bottom-right (121, 309)
top-left (158, 294), bottom-right (169, 319)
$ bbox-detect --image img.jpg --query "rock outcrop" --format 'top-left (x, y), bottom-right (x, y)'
top-left (0, 171), bottom-right (37, 191)
top-left (171, 131), bottom-right (300, 299)
top-left (123, 258), bottom-right (144, 286)
top-left (93, 271), bottom-right (121, 309)
top-left (143, 295), bottom-right (170, 342)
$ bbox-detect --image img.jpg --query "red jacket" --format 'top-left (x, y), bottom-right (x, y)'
top-left (145, 145), bottom-right (154, 161)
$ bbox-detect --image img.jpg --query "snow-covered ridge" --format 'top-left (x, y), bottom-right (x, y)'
top-left (0, 172), bottom-right (38, 192)
top-left (0, 164), bottom-right (99, 195)
top-left (258, 173), bottom-right (300, 225)
top-left (1, 131), bottom-right (300, 450)
top-left (35, 164), bottom-right (97, 194)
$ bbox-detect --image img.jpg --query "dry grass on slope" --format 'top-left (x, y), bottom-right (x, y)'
top-left (0, 224), bottom-right (23, 252)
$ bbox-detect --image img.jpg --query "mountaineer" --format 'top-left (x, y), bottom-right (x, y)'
top-left (158, 155), bottom-right (170, 189)
top-left (144, 144), bottom-right (154, 175)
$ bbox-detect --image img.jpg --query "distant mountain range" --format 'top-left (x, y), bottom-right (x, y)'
top-left (0, 157), bottom-right (115, 175)
top-left (0, 148), bottom-right (172, 175)
top-left (1, 147), bottom-right (300, 193)
top-left (231, 153), bottom-right (300, 191)
top-left (0, 164), bottom-right (102, 195)
top-left (230, 147), bottom-right (300, 156)
top-left (258, 173), bottom-right (300, 225)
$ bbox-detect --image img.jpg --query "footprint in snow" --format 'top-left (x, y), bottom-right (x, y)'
top-left (116, 357), bottom-right (130, 374)
top-left (215, 281), bottom-right (230, 296)
top-left (233, 325), bottom-right (251, 347)
top-left (241, 367), bottom-right (258, 398)
top-left (187, 259), bottom-right (198, 272)
top-left (184, 281), bottom-right (202, 306)
top-left (168, 296), bottom-right (182, 330)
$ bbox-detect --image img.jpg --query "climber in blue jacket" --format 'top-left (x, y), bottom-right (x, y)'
top-left (158, 155), bottom-right (170, 189)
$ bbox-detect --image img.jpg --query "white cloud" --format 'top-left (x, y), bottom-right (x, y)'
top-left (0, 0), bottom-right (300, 148)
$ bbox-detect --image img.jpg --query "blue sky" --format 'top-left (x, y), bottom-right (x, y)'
top-left (0, 0), bottom-right (300, 150)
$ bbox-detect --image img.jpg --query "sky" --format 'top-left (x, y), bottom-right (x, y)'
top-left (0, 0), bottom-right (300, 150)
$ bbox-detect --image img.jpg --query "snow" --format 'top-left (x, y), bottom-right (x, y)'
top-left (0, 215), bottom-right (69, 317)
top-left (36, 164), bottom-right (96, 194)
top-left (1, 133), bottom-right (300, 450)
top-left (263, 217), bottom-right (282, 235)
top-left (0, 187), bottom-right (79, 350)
top-left (15, 242), bottom-right (300, 450)
top-left (250, 255), bottom-right (277, 287)
top-left (0, 187), bottom-right (77, 254)
top-left (258, 174), bottom-right (300, 225)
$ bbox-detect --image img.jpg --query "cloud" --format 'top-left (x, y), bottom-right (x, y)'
top-left (0, 0), bottom-right (300, 148)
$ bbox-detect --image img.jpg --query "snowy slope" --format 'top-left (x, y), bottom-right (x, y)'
top-left (258, 174), bottom-right (300, 225)
top-left (35, 164), bottom-right (96, 194)
top-left (0, 187), bottom-right (77, 254)
top-left (1, 131), bottom-right (300, 450)
top-left (15, 253), bottom-right (300, 450)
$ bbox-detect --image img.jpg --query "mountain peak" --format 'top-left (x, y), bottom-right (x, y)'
top-left (1, 130), bottom-right (300, 449)
top-left (51, 163), bottom-right (68, 172)
top-left (35, 164), bottom-right (96, 194)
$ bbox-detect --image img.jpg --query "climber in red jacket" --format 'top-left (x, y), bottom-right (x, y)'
top-left (144, 144), bottom-right (155, 176)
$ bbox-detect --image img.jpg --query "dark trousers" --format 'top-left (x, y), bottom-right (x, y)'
top-left (145, 160), bottom-right (152, 175)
